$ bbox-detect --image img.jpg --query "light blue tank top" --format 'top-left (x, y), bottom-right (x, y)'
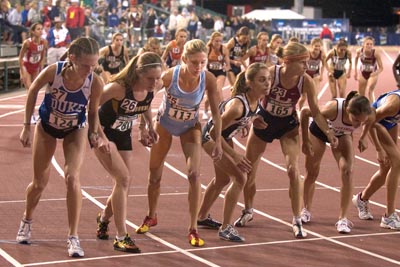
top-left (157, 65), bottom-right (206, 136)
top-left (39, 61), bottom-right (93, 129)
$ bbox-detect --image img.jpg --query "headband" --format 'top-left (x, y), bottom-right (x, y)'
top-left (283, 52), bottom-right (309, 64)
top-left (138, 62), bottom-right (162, 68)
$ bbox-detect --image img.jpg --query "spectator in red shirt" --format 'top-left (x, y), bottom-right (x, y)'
top-left (320, 24), bottom-right (333, 54)
top-left (66, 0), bottom-right (85, 41)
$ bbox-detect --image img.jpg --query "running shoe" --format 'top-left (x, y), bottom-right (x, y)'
top-left (218, 224), bottom-right (245, 242)
top-left (136, 215), bottom-right (157, 234)
top-left (30, 115), bottom-right (37, 125)
top-left (67, 236), bottom-right (84, 257)
top-left (113, 234), bottom-right (141, 253)
top-left (352, 192), bottom-right (373, 220)
top-left (202, 111), bottom-right (209, 120)
top-left (292, 217), bottom-right (307, 238)
top-left (96, 213), bottom-right (110, 240)
top-left (16, 219), bottom-right (32, 244)
top-left (380, 212), bottom-right (400, 230)
top-left (197, 214), bottom-right (222, 229)
top-left (300, 208), bottom-right (311, 224)
top-left (234, 209), bottom-right (253, 227)
top-left (188, 229), bottom-right (204, 247)
top-left (335, 218), bottom-right (353, 234)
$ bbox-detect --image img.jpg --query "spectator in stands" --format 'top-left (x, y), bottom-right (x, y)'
top-left (214, 16), bottom-right (224, 34)
top-left (27, 1), bottom-right (40, 27)
top-left (167, 8), bottom-right (178, 41)
top-left (48, 0), bottom-right (61, 25)
top-left (201, 13), bottom-right (214, 41)
top-left (7, 2), bottom-right (28, 44)
top-left (144, 7), bottom-right (157, 39)
top-left (21, 2), bottom-right (29, 27)
top-left (47, 17), bottom-right (71, 65)
top-left (108, 8), bottom-right (120, 29)
top-left (224, 16), bottom-right (233, 39)
top-left (128, 5), bottom-right (142, 47)
top-left (41, 0), bottom-right (51, 24)
top-left (0, 0), bottom-right (12, 44)
top-left (187, 12), bottom-right (198, 40)
top-left (320, 24), bottom-right (333, 54)
top-left (66, 0), bottom-right (85, 41)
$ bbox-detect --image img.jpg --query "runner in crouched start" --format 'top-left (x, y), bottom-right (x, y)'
top-left (352, 87), bottom-right (400, 230)
top-left (198, 62), bottom-right (271, 242)
top-left (300, 91), bottom-right (374, 233)
top-left (136, 39), bottom-right (223, 247)
top-left (94, 52), bottom-right (163, 253)
top-left (234, 41), bottom-right (338, 238)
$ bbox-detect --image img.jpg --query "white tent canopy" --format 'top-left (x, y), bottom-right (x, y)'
top-left (242, 9), bottom-right (305, 21)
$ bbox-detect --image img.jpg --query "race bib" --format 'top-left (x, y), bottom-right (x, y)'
top-left (29, 54), bottom-right (41, 64)
top-left (362, 64), bottom-right (374, 72)
top-left (168, 106), bottom-right (196, 121)
top-left (49, 112), bottom-right (79, 129)
top-left (266, 102), bottom-right (293, 117)
top-left (209, 62), bottom-right (223, 70)
top-left (111, 115), bottom-right (137, 131)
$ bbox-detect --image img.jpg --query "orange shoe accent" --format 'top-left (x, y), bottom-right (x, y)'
top-left (188, 229), bottom-right (204, 247)
top-left (136, 216), bottom-right (158, 234)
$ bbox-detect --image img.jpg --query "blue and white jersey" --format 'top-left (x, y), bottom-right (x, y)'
top-left (373, 89), bottom-right (400, 129)
top-left (202, 94), bottom-right (258, 143)
top-left (39, 61), bottom-right (93, 130)
top-left (157, 65), bottom-right (206, 136)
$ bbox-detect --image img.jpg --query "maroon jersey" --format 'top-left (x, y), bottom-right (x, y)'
top-left (261, 65), bottom-right (303, 117)
top-left (249, 45), bottom-right (268, 64)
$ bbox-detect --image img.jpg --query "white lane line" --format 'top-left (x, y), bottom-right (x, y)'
top-left (19, 231), bottom-right (400, 266)
top-left (0, 248), bottom-right (23, 267)
top-left (232, 138), bottom-right (400, 265)
top-left (380, 47), bottom-right (395, 64)
top-left (48, 157), bottom-right (220, 267)
top-left (0, 104), bottom-right (25, 109)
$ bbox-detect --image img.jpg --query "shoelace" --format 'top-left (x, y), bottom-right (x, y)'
top-left (336, 219), bottom-right (353, 229)
top-left (359, 199), bottom-right (370, 213)
top-left (226, 225), bottom-right (239, 235)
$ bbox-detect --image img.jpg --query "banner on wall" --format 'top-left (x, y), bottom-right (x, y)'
top-left (271, 19), bottom-right (350, 43)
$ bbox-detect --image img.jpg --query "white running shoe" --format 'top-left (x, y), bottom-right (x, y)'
top-left (16, 220), bottom-right (32, 244)
top-left (300, 208), bottom-right (311, 223)
top-left (380, 213), bottom-right (400, 230)
top-left (30, 115), bottom-right (37, 125)
top-left (67, 236), bottom-right (84, 257)
top-left (292, 217), bottom-right (307, 238)
top-left (352, 192), bottom-right (373, 220)
top-left (234, 209), bottom-right (253, 227)
top-left (335, 218), bottom-right (353, 234)
top-left (202, 111), bottom-right (209, 120)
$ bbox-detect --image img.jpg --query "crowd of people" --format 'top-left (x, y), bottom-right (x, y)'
top-left (5, 0), bottom-right (400, 260)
